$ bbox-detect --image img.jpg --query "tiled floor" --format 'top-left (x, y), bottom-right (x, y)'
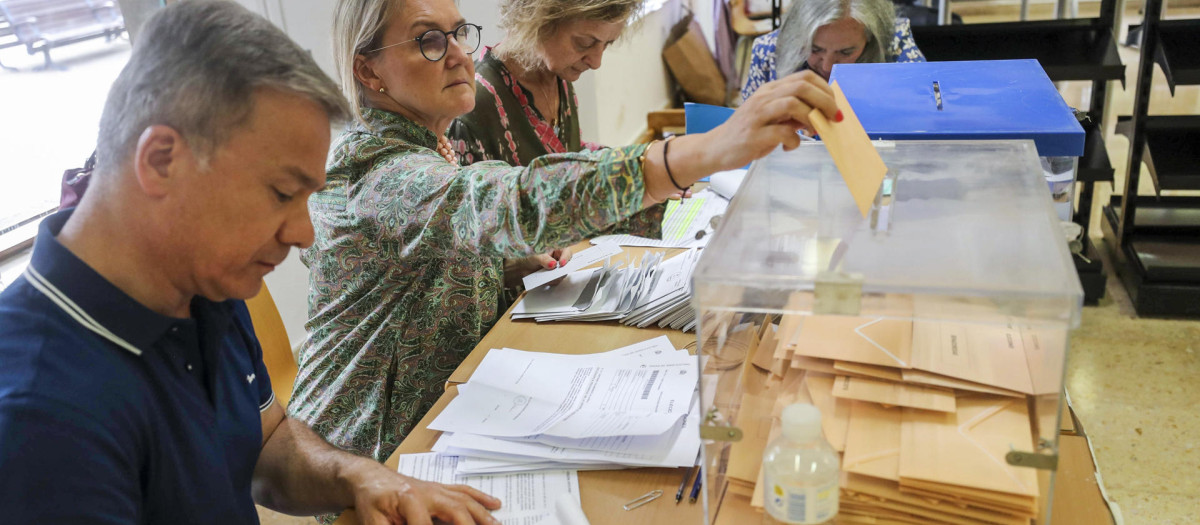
top-left (254, 3), bottom-right (1199, 525)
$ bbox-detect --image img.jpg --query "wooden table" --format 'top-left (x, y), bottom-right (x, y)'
top-left (334, 246), bottom-right (1114, 525)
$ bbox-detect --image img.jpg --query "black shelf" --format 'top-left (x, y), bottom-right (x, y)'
top-left (1142, 116), bottom-right (1200, 191)
top-left (1102, 202), bottom-right (1200, 316)
top-left (1106, 196), bottom-right (1200, 235)
top-left (1077, 119), bottom-right (1114, 184)
top-left (910, 19), bottom-right (1125, 82)
top-left (1155, 19), bottom-right (1200, 94)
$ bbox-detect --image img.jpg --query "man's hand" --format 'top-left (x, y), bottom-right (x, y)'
top-left (253, 409), bottom-right (500, 522)
top-left (349, 462), bottom-right (502, 525)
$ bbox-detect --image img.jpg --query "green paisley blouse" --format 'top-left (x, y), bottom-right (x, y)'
top-left (289, 108), bottom-right (663, 465)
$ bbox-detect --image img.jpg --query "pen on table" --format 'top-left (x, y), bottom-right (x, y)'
top-left (688, 467), bottom-right (703, 503)
top-left (675, 465), bottom-right (697, 504)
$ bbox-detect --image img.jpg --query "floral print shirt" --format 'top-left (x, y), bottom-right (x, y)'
top-left (289, 108), bottom-right (662, 464)
top-left (449, 48), bottom-right (603, 166)
top-left (741, 17), bottom-right (926, 101)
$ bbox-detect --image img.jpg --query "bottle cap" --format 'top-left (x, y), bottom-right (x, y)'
top-left (781, 403), bottom-right (823, 442)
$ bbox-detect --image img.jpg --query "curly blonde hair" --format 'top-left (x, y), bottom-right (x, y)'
top-left (496, 0), bottom-right (645, 70)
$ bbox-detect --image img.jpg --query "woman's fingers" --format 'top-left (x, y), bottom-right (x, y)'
top-left (530, 253), bottom-right (557, 270)
top-left (759, 96), bottom-right (814, 130)
top-left (551, 248), bottom-right (573, 266)
top-left (771, 124), bottom-right (804, 151)
top-left (698, 69), bottom-right (838, 172)
top-left (772, 74), bottom-right (838, 123)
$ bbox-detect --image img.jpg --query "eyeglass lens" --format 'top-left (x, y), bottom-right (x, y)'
top-left (420, 24), bottom-right (481, 61)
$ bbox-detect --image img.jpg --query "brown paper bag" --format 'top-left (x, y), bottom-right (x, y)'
top-left (662, 14), bottom-right (727, 105)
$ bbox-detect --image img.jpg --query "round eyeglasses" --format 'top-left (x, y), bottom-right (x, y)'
top-left (366, 23), bottom-right (483, 62)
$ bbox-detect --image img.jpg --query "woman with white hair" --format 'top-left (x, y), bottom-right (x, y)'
top-left (741, 0), bottom-right (926, 101)
top-left (291, 0), bottom-right (841, 468)
top-left (448, 0), bottom-right (639, 166)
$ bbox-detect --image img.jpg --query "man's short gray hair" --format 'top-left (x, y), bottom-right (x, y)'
top-left (775, 0), bottom-right (896, 76)
top-left (96, 0), bottom-right (351, 175)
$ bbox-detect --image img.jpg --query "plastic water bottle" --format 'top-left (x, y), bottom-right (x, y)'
top-left (762, 403), bottom-right (840, 524)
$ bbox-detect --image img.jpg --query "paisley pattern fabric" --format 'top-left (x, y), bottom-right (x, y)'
top-left (289, 108), bottom-right (663, 465)
top-left (741, 17), bottom-right (926, 101)
top-left (449, 48), bottom-right (603, 167)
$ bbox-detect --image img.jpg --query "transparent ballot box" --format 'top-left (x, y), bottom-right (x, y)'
top-left (693, 140), bottom-right (1083, 525)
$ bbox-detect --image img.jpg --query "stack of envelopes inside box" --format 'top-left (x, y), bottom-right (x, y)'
top-left (710, 311), bottom-right (1044, 525)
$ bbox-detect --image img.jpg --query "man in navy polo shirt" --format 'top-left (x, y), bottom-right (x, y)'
top-left (0, 2), bottom-right (501, 523)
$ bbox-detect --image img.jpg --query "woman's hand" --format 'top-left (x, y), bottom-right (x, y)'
top-left (705, 70), bottom-right (839, 170)
top-left (503, 248), bottom-right (573, 288)
top-left (531, 247), bottom-right (572, 270)
top-left (641, 71), bottom-right (838, 206)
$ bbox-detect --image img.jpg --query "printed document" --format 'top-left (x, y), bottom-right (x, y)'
top-left (396, 452), bottom-right (579, 525)
top-left (429, 347), bottom-right (697, 438)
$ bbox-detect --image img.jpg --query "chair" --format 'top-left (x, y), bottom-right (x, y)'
top-left (644, 108), bottom-right (685, 142)
top-left (643, 104), bottom-right (734, 143)
top-left (245, 281), bottom-right (298, 409)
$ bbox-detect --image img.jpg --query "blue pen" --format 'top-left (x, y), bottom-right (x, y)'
top-left (687, 467), bottom-right (703, 503)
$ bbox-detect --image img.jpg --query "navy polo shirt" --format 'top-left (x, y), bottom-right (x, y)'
top-left (0, 209), bottom-right (275, 523)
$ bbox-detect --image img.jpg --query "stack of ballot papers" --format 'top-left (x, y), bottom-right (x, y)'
top-left (515, 246), bottom-right (700, 331)
top-left (705, 311), bottom-right (1053, 524)
top-left (591, 188), bottom-right (728, 249)
top-left (395, 452), bottom-right (582, 525)
top-left (427, 336), bottom-right (704, 474)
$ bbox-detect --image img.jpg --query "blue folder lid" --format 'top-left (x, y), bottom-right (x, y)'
top-left (684, 103), bottom-right (741, 177)
top-left (684, 102), bottom-right (734, 135)
top-left (829, 59), bottom-right (1085, 157)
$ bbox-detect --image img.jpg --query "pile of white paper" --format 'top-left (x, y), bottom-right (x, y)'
top-left (428, 337), bottom-right (703, 475)
top-left (395, 452), bottom-right (582, 525)
top-left (514, 247), bottom-right (700, 332)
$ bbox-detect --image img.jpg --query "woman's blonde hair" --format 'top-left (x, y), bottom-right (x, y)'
top-left (333, 0), bottom-right (399, 126)
top-left (775, 0), bottom-right (895, 76)
top-left (496, 0), bottom-right (645, 70)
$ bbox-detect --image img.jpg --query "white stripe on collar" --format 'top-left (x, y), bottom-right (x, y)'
top-left (259, 391), bottom-right (276, 413)
top-left (22, 266), bottom-right (143, 356)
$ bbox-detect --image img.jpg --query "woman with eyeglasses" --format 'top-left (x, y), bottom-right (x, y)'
top-left (289, 0), bottom-right (840, 470)
top-left (447, 0), bottom-right (636, 167)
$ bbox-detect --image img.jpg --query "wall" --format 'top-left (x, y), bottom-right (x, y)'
top-left (580, 1), bottom-right (681, 145)
top-left (238, 0), bottom-right (683, 349)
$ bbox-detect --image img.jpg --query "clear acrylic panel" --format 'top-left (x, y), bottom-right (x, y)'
top-left (694, 140), bottom-right (1081, 525)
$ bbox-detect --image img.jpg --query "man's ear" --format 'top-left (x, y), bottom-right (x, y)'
top-left (132, 125), bottom-right (190, 198)
top-left (353, 54), bottom-right (385, 93)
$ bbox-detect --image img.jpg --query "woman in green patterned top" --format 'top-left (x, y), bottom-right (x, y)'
top-left (448, 0), bottom-right (637, 166)
top-left (291, 0), bottom-right (841, 466)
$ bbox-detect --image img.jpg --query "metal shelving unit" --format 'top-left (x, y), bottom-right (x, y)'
top-left (1102, 0), bottom-right (1200, 317)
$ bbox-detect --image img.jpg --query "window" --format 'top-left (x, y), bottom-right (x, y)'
top-left (0, 1), bottom-right (135, 266)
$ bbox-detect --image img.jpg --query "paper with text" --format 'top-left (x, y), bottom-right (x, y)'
top-left (396, 452), bottom-right (580, 525)
top-left (429, 345), bottom-right (697, 438)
